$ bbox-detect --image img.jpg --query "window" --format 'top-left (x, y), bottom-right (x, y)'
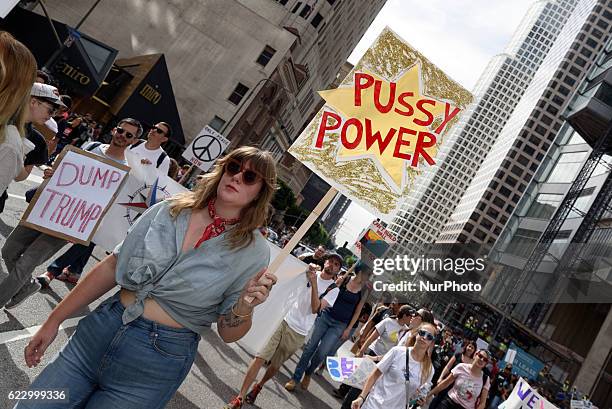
top-left (208, 115), bottom-right (226, 132)
top-left (546, 151), bottom-right (588, 183)
top-left (228, 82), bottom-right (249, 105)
top-left (256, 46), bottom-right (276, 67)
top-left (276, 0), bottom-right (289, 4)
top-left (311, 13), bottom-right (323, 28)
top-left (299, 4), bottom-right (312, 18)
top-left (292, 2), bottom-right (302, 13)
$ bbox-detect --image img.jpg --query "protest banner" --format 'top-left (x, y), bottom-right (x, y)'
top-left (477, 337), bottom-right (489, 351)
top-left (236, 241), bottom-right (311, 355)
top-left (327, 356), bottom-right (365, 382)
top-left (288, 27), bottom-right (473, 222)
top-left (498, 378), bottom-right (559, 409)
top-left (353, 219), bottom-right (397, 266)
top-left (502, 343), bottom-right (545, 381)
top-left (93, 149), bottom-right (187, 251)
top-left (21, 145), bottom-right (129, 245)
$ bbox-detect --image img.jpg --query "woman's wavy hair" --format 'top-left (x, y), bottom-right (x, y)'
top-left (168, 146), bottom-right (277, 249)
top-left (0, 32), bottom-right (36, 144)
top-left (405, 322), bottom-right (437, 384)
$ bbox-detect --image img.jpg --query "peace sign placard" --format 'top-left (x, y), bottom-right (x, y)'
top-left (182, 126), bottom-right (230, 171)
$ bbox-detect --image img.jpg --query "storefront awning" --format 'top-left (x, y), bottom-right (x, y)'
top-left (0, 7), bottom-right (117, 97)
top-left (107, 54), bottom-right (186, 145)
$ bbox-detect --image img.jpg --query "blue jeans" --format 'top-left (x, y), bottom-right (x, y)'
top-left (488, 395), bottom-right (503, 409)
top-left (47, 242), bottom-right (96, 277)
top-left (15, 293), bottom-right (200, 409)
top-left (292, 310), bottom-right (346, 382)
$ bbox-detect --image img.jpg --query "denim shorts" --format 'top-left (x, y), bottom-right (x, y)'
top-left (15, 293), bottom-right (200, 409)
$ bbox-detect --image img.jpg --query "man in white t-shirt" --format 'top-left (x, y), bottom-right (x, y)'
top-left (224, 253), bottom-right (343, 409)
top-left (129, 121), bottom-right (171, 176)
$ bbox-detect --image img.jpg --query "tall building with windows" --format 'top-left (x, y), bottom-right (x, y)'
top-left (437, 0), bottom-right (610, 245)
top-left (387, 0), bottom-right (586, 255)
top-left (483, 33), bottom-right (612, 406)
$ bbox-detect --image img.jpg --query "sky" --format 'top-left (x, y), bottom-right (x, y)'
top-left (332, 0), bottom-right (535, 248)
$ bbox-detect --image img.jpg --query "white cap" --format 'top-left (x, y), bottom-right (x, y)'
top-left (31, 83), bottom-right (67, 108)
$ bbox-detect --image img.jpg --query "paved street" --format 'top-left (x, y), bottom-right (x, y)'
top-left (0, 169), bottom-right (343, 409)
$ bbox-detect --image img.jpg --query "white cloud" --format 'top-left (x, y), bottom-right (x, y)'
top-left (348, 0), bottom-right (534, 90)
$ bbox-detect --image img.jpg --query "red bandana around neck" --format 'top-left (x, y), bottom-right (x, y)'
top-left (194, 198), bottom-right (240, 248)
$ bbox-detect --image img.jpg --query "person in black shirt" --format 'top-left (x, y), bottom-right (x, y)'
top-left (298, 245), bottom-right (327, 270)
top-left (487, 363), bottom-right (512, 409)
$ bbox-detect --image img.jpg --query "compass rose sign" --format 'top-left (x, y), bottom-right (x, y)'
top-left (118, 177), bottom-right (172, 225)
top-left (182, 125), bottom-right (230, 171)
top-left (288, 27), bottom-right (473, 221)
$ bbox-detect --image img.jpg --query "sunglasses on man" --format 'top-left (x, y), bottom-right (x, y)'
top-left (151, 126), bottom-right (167, 135)
top-left (115, 126), bottom-right (137, 139)
top-left (224, 159), bottom-right (263, 185)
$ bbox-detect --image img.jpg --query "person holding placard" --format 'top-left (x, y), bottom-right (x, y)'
top-left (223, 253), bottom-right (342, 409)
top-left (285, 262), bottom-right (370, 392)
top-left (426, 349), bottom-right (491, 409)
top-left (0, 118), bottom-right (142, 310)
top-left (16, 146), bottom-right (278, 409)
top-left (351, 322), bottom-right (437, 409)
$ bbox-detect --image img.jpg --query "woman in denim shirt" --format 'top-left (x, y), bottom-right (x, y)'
top-left (18, 147), bottom-right (278, 409)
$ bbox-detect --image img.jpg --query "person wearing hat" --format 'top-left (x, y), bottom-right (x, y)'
top-left (223, 251), bottom-right (342, 408)
top-left (286, 260), bottom-right (371, 393)
top-left (0, 83), bottom-right (65, 214)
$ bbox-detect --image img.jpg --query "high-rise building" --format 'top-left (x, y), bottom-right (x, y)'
top-left (322, 194), bottom-right (351, 235)
top-left (387, 0), bottom-right (586, 255)
top-left (484, 32), bottom-right (612, 406)
top-left (438, 0), bottom-right (610, 245)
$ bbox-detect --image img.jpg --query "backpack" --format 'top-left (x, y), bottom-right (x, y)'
top-left (130, 139), bottom-right (167, 168)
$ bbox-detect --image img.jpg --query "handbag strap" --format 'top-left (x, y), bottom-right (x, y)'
top-left (405, 347), bottom-right (410, 409)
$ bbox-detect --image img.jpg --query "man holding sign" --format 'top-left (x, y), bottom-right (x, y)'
top-left (224, 254), bottom-right (341, 409)
top-left (0, 118), bottom-right (139, 309)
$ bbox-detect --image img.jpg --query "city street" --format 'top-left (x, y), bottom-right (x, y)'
top-left (0, 169), bottom-right (342, 409)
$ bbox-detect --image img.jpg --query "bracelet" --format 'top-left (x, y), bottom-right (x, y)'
top-left (358, 394), bottom-right (367, 400)
top-left (231, 303), bottom-right (253, 319)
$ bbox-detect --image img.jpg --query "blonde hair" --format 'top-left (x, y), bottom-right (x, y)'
top-left (0, 32), bottom-right (36, 144)
top-left (168, 146), bottom-right (277, 249)
top-left (405, 322), bottom-right (437, 384)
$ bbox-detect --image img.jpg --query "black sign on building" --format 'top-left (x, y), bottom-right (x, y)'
top-left (1, 7), bottom-right (117, 97)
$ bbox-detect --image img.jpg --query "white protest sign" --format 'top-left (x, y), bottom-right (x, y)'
top-left (505, 349), bottom-right (518, 364)
top-left (0, 1), bottom-right (19, 18)
top-left (21, 146), bottom-right (129, 245)
top-left (477, 338), bottom-right (489, 351)
top-left (344, 357), bottom-right (377, 389)
top-left (570, 400), bottom-right (593, 409)
top-left (327, 356), bottom-right (365, 382)
top-left (498, 378), bottom-right (559, 409)
top-left (182, 126), bottom-right (229, 171)
top-left (93, 149), bottom-right (187, 251)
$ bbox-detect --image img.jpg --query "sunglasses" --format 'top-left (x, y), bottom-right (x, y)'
top-left (224, 159), bottom-right (263, 185)
top-left (418, 329), bottom-right (435, 341)
top-left (412, 312), bottom-right (422, 319)
top-left (476, 353), bottom-right (490, 363)
top-left (36, 99), bottom-right (57, 116)
top-left (115, 126), bottom-right (136, 139)
top-left (152, 126), bottom-right (167, 135)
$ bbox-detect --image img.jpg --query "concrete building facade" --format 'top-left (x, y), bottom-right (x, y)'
top-left (386, 0), bottom-right (586, 255)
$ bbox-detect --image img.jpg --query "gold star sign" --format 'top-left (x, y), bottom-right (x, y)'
top-left (314, 64), bottom-right (459, 193)
top-left (288, 27), bottom-right (473, 220)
